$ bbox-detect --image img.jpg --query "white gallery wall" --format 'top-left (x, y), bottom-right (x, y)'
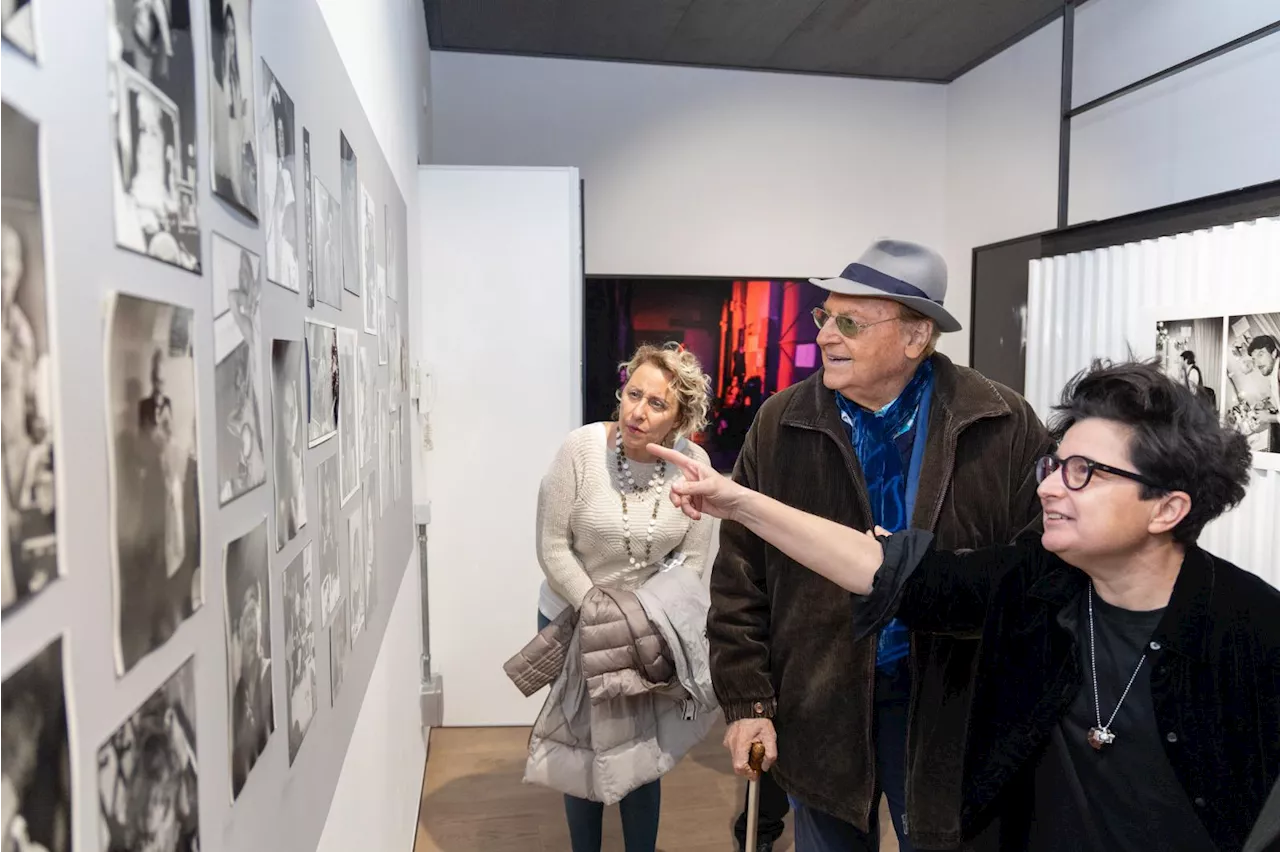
top-left (429, 52), bottom-right (948, 282)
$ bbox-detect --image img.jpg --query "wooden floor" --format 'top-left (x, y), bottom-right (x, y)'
top-left (414, 721), bottom-right (897, 852)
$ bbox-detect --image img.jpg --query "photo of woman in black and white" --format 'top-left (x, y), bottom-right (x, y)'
top-left (2, 638), bottom-right (70, 852)
top-left (208, 0), bottom-right (257, 217)
top-left (213, 234), bottom-right (266, 504)
top-left (98, 657), bottom-right (199, 852)
top-left (107, 0), bottom-right (200, 272)
top-left (2, 102), bottom-right (57, 615)
top-left (224, 518), bottom-right (274, 799)
top-left (271, 338), bottom-right (306, 550)
top-left (259, 61), bottom-right (298, 291)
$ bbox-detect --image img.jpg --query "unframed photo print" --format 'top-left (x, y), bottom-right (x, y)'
top-left (303, 127), bottom-right (313, 306)
top-left (346, 504), bottom-right (365, 646)
top-left (304, 318), bottom-right (337, 446)
top-left (377, 389), bottom-right (387, 517)
top-left (329, 594), bottom-right (348, 703)
top-left (106, 293), bottom-right (202, 674)
top-left (3, 101), bottom-right (58, 616)
top-left (388, 309), bottom-right (400, 410)
top-left (224, 517), bottom-right (273, 800)
top-left (1155, 316), bottom-right (1224, 413)
top-left (337, 327), bottom-right (359, 505)
top-left (258, 59), bottom-right (298, 292)
top-left (363, 469), bottom-right (378, 618)
top-left (283, 543), bottom-right (316, 764)
top-left (212, 232), bottom-right (266, 504)
top-left (312, 177), bottom-right (341, 309)
top-left (207, 0), bottom-right (258, 218)
top-left (2, 637), bottom-right (70, 852)
top-left (1225, 312), bottom-right (1280, 459)
top-left (98, 656), bottom-right (199, 852)
top-left (2, 0), bottom-right (36, 59)
top-left (316, 454), bottom-right (341, 625)
top-left (271, 337), bottom-right (307, 550)
top-left (360, 183), bottom-right (376, 334)
top-left (377, 265), bottom-right (388, 366)
top-left (107, 0), bottom-right (202, 272)
top-left (358, 346), bottom-right (371, 467)
top-left (339, 131), bottom-right (359, 296)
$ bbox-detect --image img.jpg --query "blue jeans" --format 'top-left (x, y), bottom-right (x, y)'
top-left (790, 665), bottom-right (915, 852)
top-left (538, 609), bottom-right (662, 852)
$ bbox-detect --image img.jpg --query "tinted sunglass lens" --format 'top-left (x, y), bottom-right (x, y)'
top-left (811, 308), bottom-right (828, 330)
top-left (835, 316), bottom-right (859, 337)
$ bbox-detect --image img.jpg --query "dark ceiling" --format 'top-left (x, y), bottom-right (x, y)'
top-left (423, 0), bottom-right (1065, 83)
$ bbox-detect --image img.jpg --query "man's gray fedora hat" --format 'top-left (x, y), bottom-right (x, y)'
top-left (810, 238), bottom-right (962, 333)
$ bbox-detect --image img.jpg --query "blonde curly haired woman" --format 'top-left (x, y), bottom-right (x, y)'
top-left (535, 342), bottom-right (715, 852)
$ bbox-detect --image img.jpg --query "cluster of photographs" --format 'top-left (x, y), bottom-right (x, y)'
top-left (1, 1), bottom-right (413, 850)
top-left (1156, 312), bottom-right (1280, 461)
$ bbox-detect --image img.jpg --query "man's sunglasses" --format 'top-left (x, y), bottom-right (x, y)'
top-left (1035, 454), bottom-right (1166, 492)
top-left (811, 307), bottom-right (901, 339)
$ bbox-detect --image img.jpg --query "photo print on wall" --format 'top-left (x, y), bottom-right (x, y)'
top-left (258, 59), bottom-right (299, 292)
top-left (363, 468), bottom-right (378, 617)
top-left (207, 0), bottom-right (258, 218)
top-left (1156, 316), bottom-right (1224, 414)
top-left (316, 454), bottom-right (341, 625)
top-left (337, 327), bottom-right (359, 505)
top-left (304, 318), bottom-right (337, 447)
top-left (224, 517), bottom-right (274, 800)
top-left (2, 101), bottom-right (58, 616)
top-left (283, 543), bottom-right (316, 764)
top-left (358, 345), bottom-right (371, 467)
top-left (212, 232), bottom-right (266, 505)
top-left (329, 591), bottom-right (349, 703)
top-left (2, 637), bottom-right (70, 852)
top-left (339, 131), bottom-right (359, 295)
top-left (377, 265), bottom-right (388, 366)
top-left (2, 0), bottom-right (36, 59)
top-left (303, 127), bottom-right (314, 306)
top-left (107, 0), bottom-right (202, 272)
top-left (312, 177), bottom-right (341, 309)
top-left (98, 656), bottom-right (199, 852)
top-left (105, 293), bottom-right (202, 675)
top-left (271, 337), bottom-right (307, 550)
top-left (346, 505), bottom-right (365, 646)
top-left (361, 183), bottom-right (376, 334)
top-left (1226, 312), bottom-right (1280, 457)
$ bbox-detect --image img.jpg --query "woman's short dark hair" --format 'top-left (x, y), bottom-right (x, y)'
top-left (1050, 358), bottom-right (1250, 545)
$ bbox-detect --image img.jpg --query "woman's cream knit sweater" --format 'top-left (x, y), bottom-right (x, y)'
top-left (536, 423), bottom-right (714, 618)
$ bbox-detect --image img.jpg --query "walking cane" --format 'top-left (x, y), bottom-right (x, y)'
top-left (743, 742), bottom-right (767, 851)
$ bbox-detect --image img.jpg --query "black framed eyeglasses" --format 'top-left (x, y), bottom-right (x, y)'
top-left (811, 307), bottom-right (901, 339)
top-left (1035, 454), bottom-right (1166, 492)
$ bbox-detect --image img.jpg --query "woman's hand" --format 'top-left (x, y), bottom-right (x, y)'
top-left (646, 443), bottom-right (747, 522)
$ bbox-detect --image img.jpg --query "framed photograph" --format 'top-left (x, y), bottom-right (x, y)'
top-left (337, 327), bottom-right (359, 505)
top-left (224, 517), bottom-right (273, 799)
top-left (3, 101), bottom-right (59, 616)
top-left (207, 0), bottom-right (258, 218)
top-left (107, 0), bottom-right (201, 271)
top-left (212, 232), bottom-right (266, 505)
top-left (258, 59), bottom-right (298, 292)
top-left (98, 656), bottom-right (199, 851)
top-left (105, 293), bottom-right (203, 675)
top-left (339, 132), bottom-right (358, 295)
top-left (312, 177), bottom-right (342, 309)
top-left (304, 318), bottom-right (337, 447)
top-left (2, 637), bottom-right (70, 852)
top-left (1225, 312), bottom-right (1280, 463)
top-left (271, 337), bottom-right (307, 550)
top-left (283, 543), bottom-right (316, 764)
top-left (315, 454), bottom-right (340, 626)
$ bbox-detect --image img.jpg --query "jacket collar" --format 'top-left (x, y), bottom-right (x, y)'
top-left (1028, 545), bottom-right (1216, 662)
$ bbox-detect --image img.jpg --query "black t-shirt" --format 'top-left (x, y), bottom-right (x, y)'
top-left (1028, 591), bottom-right (1218, 852)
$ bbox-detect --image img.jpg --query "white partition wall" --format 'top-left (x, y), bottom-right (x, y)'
top-left (1026, 217), bottom-right (1280, 585)
top-left (419, 166), bottom-right (583, 726)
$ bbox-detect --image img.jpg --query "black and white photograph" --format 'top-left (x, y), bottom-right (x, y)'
top-left (106, 293), bottom-right (202, 674)
top-left (339, 131), bottom-right (358, 295)
top-left (384, 203), bottom-right (396, 304)
top-left (1155, 316), bottom-right (1224, 413)
top-left (361, 184), bottom-right (376, 333)
top-left (358, 346), bottom-right (371, 467)
top-left (303, 127), bottom-right (314, 307)
top-left (337, 327), bottom-right (359, 505)
top-left (313, 177), bottom-right (341, 309)
top-left (377, 266), bottom-right (389, 366)
top-left (390, 416), bottom-right (402, 502)
top-left (107, 0), bottom-right (201, 272)
top-left (316, 454), bottom-right (340, 626)
top-left (224, 517), bottom-right (274, 799)
top-left (329, 594), bottom-right (348, 703)
top-left (208, 0), bottom-right (257, 218)
top-left (2, 638), bottom-right (70, 852)
top-left (304, 318), bottom-right (337, 446)
top-left (213, 232), bottom-right (266, 505)
top-left (347, 505), bottom-right (365, 646)
top-left (1226, 312), bottom-right (1280, 458)
top-left (363, 469), bottom-right (378, 617)
top-left (271, 337), bottom-right (307, 550)
top-left (388, 309), bottom-right (400, 411)
top-left (258, 60), bottom-right (298, 292)
top-left (283, 542), bottom-right (316, 764)
top-left (3, 101), bottom-right (58, 616)
top-left (98, 656), bottom-right (199, 852)
top-left (2, 0), bottom-right (36, 59)
top-left (377, 389), bottom-right (388, 516)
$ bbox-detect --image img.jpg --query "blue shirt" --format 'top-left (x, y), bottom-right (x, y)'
top-left (834, 360), bottom-right (934, 670)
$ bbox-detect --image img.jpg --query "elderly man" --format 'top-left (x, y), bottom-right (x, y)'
top-left (721, 238), bottom-right (1051, 852)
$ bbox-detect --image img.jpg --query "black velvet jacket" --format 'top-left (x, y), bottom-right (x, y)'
top-left (859, 533), bottom-right (1280, 851)
top-left (708, 355), bottom-right (1051, 848)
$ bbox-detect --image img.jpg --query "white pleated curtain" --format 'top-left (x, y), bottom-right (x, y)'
top-left (1025, 216), bottom-right (1280, 588)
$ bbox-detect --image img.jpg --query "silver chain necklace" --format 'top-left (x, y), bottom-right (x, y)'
top-left (1085, 582), bottom-right (1147, 750)
top-left (615, 428), bottom-right (665, 568)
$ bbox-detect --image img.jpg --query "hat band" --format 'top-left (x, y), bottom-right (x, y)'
top-left (840, 263), bottom-right (940, 305)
